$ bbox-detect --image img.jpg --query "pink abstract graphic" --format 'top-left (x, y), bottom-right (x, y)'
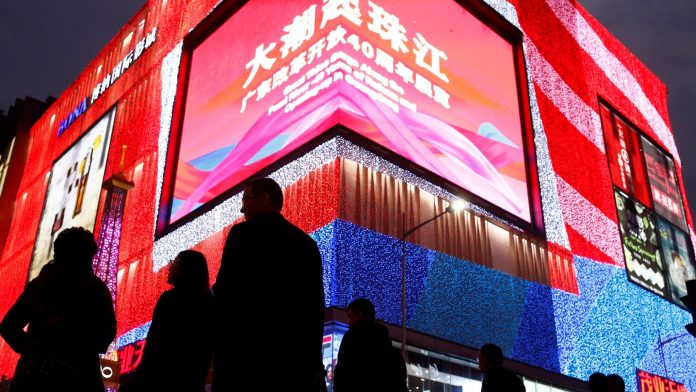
top-left (172, 0), bottom-right (529, 222)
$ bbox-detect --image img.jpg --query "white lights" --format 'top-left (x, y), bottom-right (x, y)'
top-left (154, 42), bottom-right (183, 238)
top-left (522, 38), bottom-right (569, 249)
top-left (152, 135), bottom-right (520, 271)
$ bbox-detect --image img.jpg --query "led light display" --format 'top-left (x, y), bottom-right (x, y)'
top-left (545, 0), bottom-right (679, 164)
top-left (171, 0), bottom-right (530, 223)
top-left (153, 135), bottom-right (520, 271)
top-left (121, 221), bottom-right (696, 392)
top-left (29, 108), bottom-right (116, 280)
top-left (522, 39), bottom-right (568, 249)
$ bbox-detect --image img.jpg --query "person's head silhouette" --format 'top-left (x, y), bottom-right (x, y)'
top-left (241, 178), bottom-right (283, 221)
top-left (606, 374), bottom-right (625, 392)
top-left (588, 372), bottom-right (608, 392)
top-left (346, 298), bottom-right (376, 328)
top-left (478, 343), bottom-right (503, 373)
top-left (53, 227), bottom-right (98, 267)
top-left (168, 249), bottom-right (210, 292)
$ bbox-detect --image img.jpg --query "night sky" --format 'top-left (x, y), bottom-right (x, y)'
top-left (1, 0), bottom-right (695, 219)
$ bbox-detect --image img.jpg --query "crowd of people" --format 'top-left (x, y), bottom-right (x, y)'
top-left (0, 177), bottom-right (625, 392)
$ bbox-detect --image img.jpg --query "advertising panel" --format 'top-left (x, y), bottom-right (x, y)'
top-left (614, 190), bottom-right (666, 297)
top-left (172, 0), bottom-right (529, 223)
top-left (657, 218), bottom-right (696, 303)
top-left (641, 136), bottom-right (687, 231)
top-left (29, 108), bottom-right (116, 280)
top-left (600, 104), bottom-right (650, 206)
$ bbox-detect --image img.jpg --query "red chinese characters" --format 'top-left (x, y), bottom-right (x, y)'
top-left (637, 369), bottom-right (687, 392)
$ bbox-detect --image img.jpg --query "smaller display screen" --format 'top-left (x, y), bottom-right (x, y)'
top-left (29, 108), bottom-right (116, 281)
top-left (657, 218), bottom-right (696, 303)
top-left (641, 136), bottom-right (687, 231)
top-left (600, 104), bottom-right (650, 206)
top-left (614, 190), bottom-right (666, 297)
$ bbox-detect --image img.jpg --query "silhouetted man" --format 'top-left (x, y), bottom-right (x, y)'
top-left (0, 227), bottom-right (116, 391)
top-left (478, 343), bottom-right (525, 392)
top-left (333, 298), bottom-right (407, 392)
top-left (212, 178), bottom-right (325, 391)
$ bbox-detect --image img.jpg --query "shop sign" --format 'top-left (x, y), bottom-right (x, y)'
top-left (117, 339), bottom-right (147, 374)
top-left (56, 27), bottom-right (157, 137)
top-left (57, 98), bottom-right (88, 137)
top-left (637, 369), bottom-right (687, 392)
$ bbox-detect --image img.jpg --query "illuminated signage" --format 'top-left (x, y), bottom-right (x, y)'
top-left (641, 136), bottom-right (687, 231)
top-left (173, 0), bottom-right (529, 224)
top-left (56, 27), bottom-right (156, 137)
top-left (90, 27), bottom-right (157, 105)
top-left (637, 369), bottom-right (687, 392)
top-left (117, 339), bottom-right (147, 374)
top-left (58, 98), bottom-right (88, 137)
top-left (614, 190), bottom-right (666, 297)
top-left (31, 108), bottom-right (116, 280)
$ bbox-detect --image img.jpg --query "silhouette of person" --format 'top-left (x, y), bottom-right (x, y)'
top-left (0, 227), bottom-right (116, 392)
top-left (212, 178), bottom-right (325, 391)
top-left (333, 298), bottom-right (407, 392)
top-left (588, 372), bottom-right (608, 392)
top-left (607, 374), bottom-right (625, 392)
top-left (478, 343), bottom-right (525, 392)
top-left (128, 250), bottom-right (213, 392)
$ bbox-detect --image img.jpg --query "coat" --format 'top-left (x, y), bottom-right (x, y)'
top-left (333, 321), bottom-right (407, 392)
top-left (0, 260), bottom-right (116, 392)
top-left (212, 211), bottom-right (325, 391)
top-left (134, 287), bottom-right (213, 392)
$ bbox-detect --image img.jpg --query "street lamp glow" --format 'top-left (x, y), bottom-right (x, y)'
top-left (450, 199), bottom-right (466, 212)
top-left (445, 199), bottom-right (466, 214)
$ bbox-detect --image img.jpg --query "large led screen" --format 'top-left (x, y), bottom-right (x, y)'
top-left (657, 219), bottom-right (696, 303)
top-left (641, 136), bottom-right (687, 231)
top-left (614, 190), bottom-right (666, 297)
top-left (29, 108), bottom-right (116, 280)
top-left (171, 0), bottom-right (529, 223)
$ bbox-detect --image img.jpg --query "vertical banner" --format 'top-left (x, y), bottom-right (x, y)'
top-left (29, 108), bottom-right (116, 280)
top-left (641, 136), bottom-right (687, 231)
top-left (614, 190), bottom-right (666, 296)
top-left (600, 104), bottom-right (650, 206)
top-left (657, 218), bottom-right (696, 303)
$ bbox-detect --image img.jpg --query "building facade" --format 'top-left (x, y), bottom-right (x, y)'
top-left (1, 0), bottom-right (695, 391)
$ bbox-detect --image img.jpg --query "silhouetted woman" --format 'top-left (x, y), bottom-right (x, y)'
top-left (0, 227), bottom-right (117, 392)
top-left (132, 249), bottom-right (213, 392)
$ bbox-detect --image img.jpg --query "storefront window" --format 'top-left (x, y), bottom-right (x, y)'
top-left (323, 322), bottom-right (577, 392)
